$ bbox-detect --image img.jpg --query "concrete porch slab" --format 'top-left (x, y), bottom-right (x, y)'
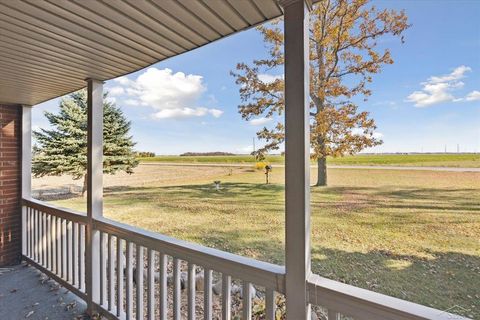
top-left (0, 263), bottom-right (87, 320)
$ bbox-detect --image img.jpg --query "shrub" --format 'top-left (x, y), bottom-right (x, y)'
top-left (254, 161), bottom-right (268, 170)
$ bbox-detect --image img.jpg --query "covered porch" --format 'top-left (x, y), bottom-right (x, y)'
top-left (0, 0), bottom-right (467, 319)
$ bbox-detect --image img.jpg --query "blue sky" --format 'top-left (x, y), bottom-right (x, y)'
top-left (32, 0), bottom-right (480, 154)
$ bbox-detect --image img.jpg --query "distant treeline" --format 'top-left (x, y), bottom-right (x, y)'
top-left (180, 152), bottom-right (236, 156)
top-left (135, 151), bottom-right (156, 158)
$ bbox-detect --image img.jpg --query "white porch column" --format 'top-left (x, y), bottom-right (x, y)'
top-left (21, 105), bottom-right (32, 256)
top-left (281, 0), bottom-right (312, 319)
top-left (86, 78), bottom-right (103, 314)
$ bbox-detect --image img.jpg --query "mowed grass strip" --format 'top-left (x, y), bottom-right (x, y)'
top-left (139, 153), bottom-right (480, 168)
top-left (43, 165), bottom-right (480, 318)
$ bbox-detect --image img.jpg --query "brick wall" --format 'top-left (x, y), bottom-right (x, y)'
top-left (0, 105), bottom-right (22, 266)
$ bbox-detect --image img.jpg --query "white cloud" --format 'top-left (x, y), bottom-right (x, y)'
top-left (108, 86), bottom-right (125, 96)
top-left (258, 73), bottom-right (284, 84)
top-left (152, 107), bottom-right (223, 119)
top-left (465, 90), bottom-right (480, 101)
top-left (111, 68), bottom-right (222, 119)
top-left (428, 65), bottom-right (471, 83)
top-left (124, 99), bottom-right (140, 106)
top-left (406, 65), bottom-right (475, 107)
top-left (113, 76), bottom-right (132, 86)
top-left (209, 109), bottom-right (223, 118)
top-left (250, 117), bottom-right (272, 126)
top-left (352, 128), bottom-right (383, 139)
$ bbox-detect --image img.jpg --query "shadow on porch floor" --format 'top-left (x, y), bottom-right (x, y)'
top-left (0, 263), bottom-right (88, 319)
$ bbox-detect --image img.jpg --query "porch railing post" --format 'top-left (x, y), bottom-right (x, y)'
top-left (21, 105), bottom-right (32, 257)
top-left (86, 78), bottom-right (103, 315)
top-left (281, 0), bottom-right (312, 319)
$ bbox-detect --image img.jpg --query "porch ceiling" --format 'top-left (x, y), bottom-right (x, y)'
top-left (0, 0), bottom-right (286, 106)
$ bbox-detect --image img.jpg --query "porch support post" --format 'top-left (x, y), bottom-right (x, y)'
top-left (86, 78), bottom-right (103, 314)
top-left (21, 105), bottom-right (32, 256)
top-left (281, 0), bottom-right (312, 319)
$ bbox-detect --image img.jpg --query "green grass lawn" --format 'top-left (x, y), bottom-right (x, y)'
top-left (45, 166), bottom-right (480, 318)
top-left (139, 153), bottom-right (480, 168)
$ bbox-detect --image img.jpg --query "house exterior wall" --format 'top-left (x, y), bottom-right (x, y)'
top-left (0, 105), bottom-right (22, 266)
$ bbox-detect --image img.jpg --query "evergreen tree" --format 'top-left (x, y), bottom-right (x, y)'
top-left (33, 89), bottom-right (139, 195)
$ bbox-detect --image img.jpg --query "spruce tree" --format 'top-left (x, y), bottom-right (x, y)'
top-left (33, 89), bottom-right (139, 195)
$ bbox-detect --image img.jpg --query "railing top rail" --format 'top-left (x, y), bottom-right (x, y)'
top-left (94, 217), bottom-right (286, 292)
top-left (22, 197), bottom-right (88, 224)
top-left (307, 273), bottom-right (470, 320)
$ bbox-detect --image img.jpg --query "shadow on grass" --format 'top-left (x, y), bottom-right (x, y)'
top-left (103, 182), bottom-right (285, 215)
top-left (312, 186), bottom-right (480, 213)
top-left (103, 182), bottom-right (479, 212)
top-left (184, 224), bottom-right (479, 318)
top-left (310, 247), bottom-right (479, 319)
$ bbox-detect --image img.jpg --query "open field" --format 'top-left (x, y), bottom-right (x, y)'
top-left (33, 164), bottom-right (480, 318)
top-left (139, 153), bottom-right (480, 168)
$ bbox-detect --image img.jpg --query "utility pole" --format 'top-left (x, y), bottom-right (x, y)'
top-left (253, 137), bottom-right (256, 154)
top-left (444, 144), bottom-right (447, 153)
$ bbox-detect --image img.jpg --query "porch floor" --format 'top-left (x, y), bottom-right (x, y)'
top-left (0, 263), bottom-right (87, 319)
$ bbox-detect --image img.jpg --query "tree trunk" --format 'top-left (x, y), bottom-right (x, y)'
top-left (81, 175), bottom-right (87, 197)
top-left (316, 157), bottom-right (327, 186)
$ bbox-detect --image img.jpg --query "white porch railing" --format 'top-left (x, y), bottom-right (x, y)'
top-left (21, 198), bottom-right (468, 320)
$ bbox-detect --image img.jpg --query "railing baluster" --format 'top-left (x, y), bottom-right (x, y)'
top-left (136, 245), bottom-right (144, 320)
top-left (22, 206), bottom-right (26, 257)
top-left (67, 220), bottom-right (72, 282)
top-left (173, 258), bottom-right (181, 320)
top-left (28, 208), bottom-right (33, 259)
top-left (27, 208), bottom-right (31, 258)
top-left (265, 288), bottom-right (275, 320)
top-left (51, 216), bottom-right (55, 272)
top-left (51, 216), bottom-right (57, 274)
top-left (62, 219), bottom-right (67, 279)
top-left (147, 248), bottom-right (155, 320)
top-left (108, 234), bottom-right (115, 312)
top-left (79, 224), bottom-right (85, 292)
top-left (34, 209), bottom-right (38, 262)
top-left (204, 268), bottom-right (212, 320)
top-left (38, 211), bottom-right (42, 264)
top-left (126, 241), bottom-right (133, 319)
top-left (43, 212), bottom-right (47, 267)
top-left (117, 238), bottom-right (124, 317)
top-left (45, 214), bottom-right (49, 269)
top-left (37, 210), bottom-right (41, 263)
top-left (243, 282), bottom-right (252, 320)
top-left (73, 222), bottom-right (78, 287)
top-left (31, 208), bottom-right (35, 259)
top-left (62, 219), bottom-right (68, 279)
top-left (222, 274), bottom-right (231, 320)
top-left (159, 253), bottom-right (167, 320)
top-left (39, 211), bottom-right (43, 265)
top-left (188, 263), bottom-right (196, 320)
top-left (328, 309), bottom-right (340, 320)
top-left (57, 217), bottom-right (61, 276)
top-left (100, 232), bottom-right (107, 306)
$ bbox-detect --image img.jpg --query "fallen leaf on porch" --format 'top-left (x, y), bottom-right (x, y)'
top-left (10, 288), bottom-right (17, 293)
top-left (25, 310), bottom-right (34, 318)
top-left (65, 301), bottom-right (77, 311)
top-left (49, 284), bottom-right (60, 291)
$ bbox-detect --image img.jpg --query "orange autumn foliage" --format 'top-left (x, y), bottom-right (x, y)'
top-left (232, 0), bottom-right (410, 185)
